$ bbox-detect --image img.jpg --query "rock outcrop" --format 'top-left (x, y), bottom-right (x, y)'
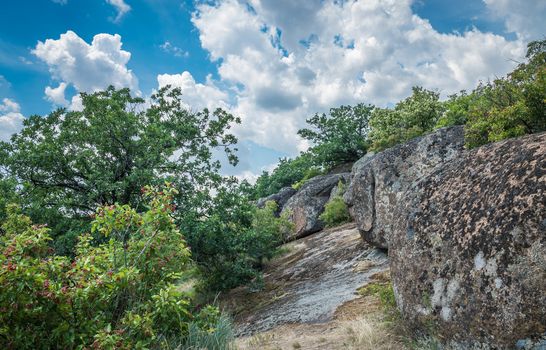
top-left (344, 126), bottom-right (465, 249)
top-left (282, 173), bottom-right (349, 240)
top-left (256, 187), bottom-right (297, 215)
top-left (390, 132), bottom-right (546, 348)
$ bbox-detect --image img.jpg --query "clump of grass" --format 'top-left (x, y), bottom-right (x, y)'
top-left (358, 281), bottom-right (397, 311)
top-left (182, 314), bottom-right (236, 350)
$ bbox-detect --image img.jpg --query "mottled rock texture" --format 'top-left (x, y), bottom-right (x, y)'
top-left (344, 126), bottom-right (465, 249)
top-left (256, 187), bottom-right (297, 215)
top-left (390, 132), bottom-right (546, 348)
top-left (282, 173), bottom-right (349, 240)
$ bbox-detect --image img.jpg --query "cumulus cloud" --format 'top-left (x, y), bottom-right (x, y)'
top-left (45, 82), bottom-right (69, 106)
top-left (33, 31), bottom-right (138, 108)
top-left (156, 71), bottom-right (230, 111)
top-left (484, 0), bottom-right (546, 41)
top-left (106, 0), bottom-right (131, 22)
top-left (0, 98), bottom-right (25, 142)
top-left (191, 0), bottom-right (526, 154)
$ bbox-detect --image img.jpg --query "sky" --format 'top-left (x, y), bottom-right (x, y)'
top-left (0, 0), bottom-right (545, 181)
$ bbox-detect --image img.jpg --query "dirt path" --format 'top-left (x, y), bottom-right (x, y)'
top-left (221, 223), bottom-right (406, 349)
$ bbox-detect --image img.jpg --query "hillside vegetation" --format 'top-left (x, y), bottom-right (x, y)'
top-left (0, 40), bottom-right (543, 349)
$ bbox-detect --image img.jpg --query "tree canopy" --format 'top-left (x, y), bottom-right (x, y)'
top-left (0, 86), bottom-right (240, 253)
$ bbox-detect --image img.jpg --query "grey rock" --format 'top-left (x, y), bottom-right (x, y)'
top-left (256, 187), bottom-right (297, 215)
top-left (282, 173), bottom-right (349, 240)
top-left (344, 126), bottom-right (465, 249)
top-left (390, 132), bottom-right (546, 348)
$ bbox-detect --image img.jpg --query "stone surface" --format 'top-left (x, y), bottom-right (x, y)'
top-left (221, 223), bottom-right (389, 336)
top-left (344, 126), bottom-right (465, 249)
top-left (256, 187), bottom-right (297, 215)
top-left (390, 132), bottom-right (546, 348)
top-left (282, 173), bottom-right (349, 240)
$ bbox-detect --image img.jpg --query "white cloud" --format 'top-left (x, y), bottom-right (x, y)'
top-left (156, 71), bottom-right (230, 111)
top-left (0, 98), bottom-right (24, 142)
top-left (45, 82), bottom-right (69, 106)
top-left (484, 0), bottom-right (546, 41)
top-left (106, 0), bottom-right (131, 23)
top-left (33, 31), bottom-right (138, 108)
top-left (191, 0), bottom-right (526, 155)
top-left (51, 0), bottom-right (67, 4)
top-left (160, 41), bottom-right (189, 58)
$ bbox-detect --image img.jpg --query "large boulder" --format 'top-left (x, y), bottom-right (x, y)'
top-left (256, 187), bottom-right (297, 215)
top-left (282, 173), bottom-right (349, 240)
top-left (390, 132), bottom-right (546, 348)
top-left (344, 126), bottom-right (465, 249)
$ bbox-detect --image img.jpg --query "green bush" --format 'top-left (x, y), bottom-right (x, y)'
top-left (291, 167), bottom-right (324, 190)
top-left (319, 182), bottom-right (351, 227)
top-left (0, 184), bottom-right (224, 349)
top-left (369, 87), bottom-right (444, 151)
top-left (183, 185), bottom-right (293, 292)
top-left (252, 153), bottom-right (317, 199)
top-left (464, 40), bottom-right (545, 148)
top-left (298, 103), bottom-right (373, 170)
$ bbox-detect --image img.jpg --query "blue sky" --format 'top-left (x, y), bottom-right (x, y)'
top-left (0, 0), bottom-right (544, 180)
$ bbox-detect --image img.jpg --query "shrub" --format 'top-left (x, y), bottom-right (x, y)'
top-left (291, 167), bottom-right (324, 190)
top-left (319, 182), bottom-right (351, 227)
top-left (184, 185), bottom-right (293, 292)
top-left (369, 87), bottom-right (444, 151)
top-left (464, 40), bottom-right (545, 148)
top-left (0, 184), bottom-right (223, 349)
top-left (252, 153), bottom-right (317, 199)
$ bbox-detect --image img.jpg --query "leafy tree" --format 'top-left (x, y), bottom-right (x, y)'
top-left (369, 87), bottom-right (444, 151)
top-left (252, 153), bottom-right (317, 199)
top-left (0, 174), bottom-right (18, 227)
top-left (464, 39), bottom-right (546, 148)
top-left (435, 90), bottom-right (475, 128)
top-left (0, 184), bottom-right (227, 349)
top-left (183, 182), bottom-right (292, 291)
top-left (0, 86), bottom-right (240, 253)
top-left (298, 103), bottom-right (373, 169)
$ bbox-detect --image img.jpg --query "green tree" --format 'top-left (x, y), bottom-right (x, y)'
top-left (369, 87), bottom-right (444, 151)
top-left (298, 103), bottom-right (374, 169)
top-left (464, 39), bottom-right (546, 148)
top-left (252, 153), bottom-right (317, 199)
top-left (182, 182), bottom-right (292, 291)
top-left (0, 86), bottom-right (240, 253)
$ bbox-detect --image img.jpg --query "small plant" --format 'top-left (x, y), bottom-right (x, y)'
top-left (291, 167), bottom-right (323, 190)
top-left (319, 182), bottom-right (351, 227)
top-left (358, 281), bottom-right (397, 311)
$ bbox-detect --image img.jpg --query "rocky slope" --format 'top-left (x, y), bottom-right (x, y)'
top-left (243, 129), bottom-right (545, 349)
top-left (222, 223), bottom-right (388, 337)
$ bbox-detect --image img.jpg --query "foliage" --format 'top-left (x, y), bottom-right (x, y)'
top-left (291, 167), bottom-right (324, 190)
top-left (182, 313), bottom-right (236, 350)
top-left (252, 153), bottom-right (318, 199)
top-left (0, 86), bottom-right (240, 254)
top-left (319, 181), bottom-right (351, 227)
top-left (298, 103), bottom-right (374, 170)
top-left (0, 184), bottom-right (224, 349)
top-left (369, 87), bottom-right (444, 151)
top-left (463, 39), bottom-right (546, 148)
top-left (182, 183), bottom-right (293, 292)
top-left (434, 91), bottom-right (475, 129)
top-left (358, 281), bottom-right (397, 311)
top-left (0, 174), bottom-right (18, 228)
